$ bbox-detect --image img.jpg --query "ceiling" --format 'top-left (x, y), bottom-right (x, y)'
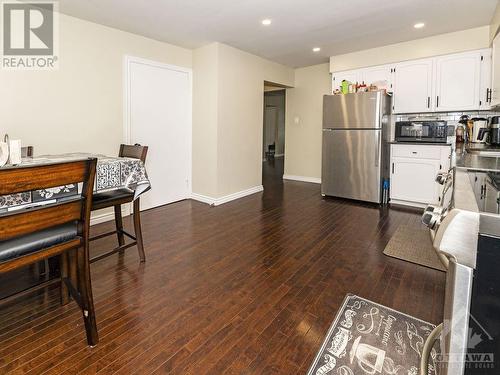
top-left (59, 0), bottom-right (498, 68)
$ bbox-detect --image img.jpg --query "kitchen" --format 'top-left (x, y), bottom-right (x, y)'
top-left (315, 19), bottom-right (500, 374)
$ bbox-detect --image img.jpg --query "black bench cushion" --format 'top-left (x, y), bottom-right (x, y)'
top-left (0, 222), bottom-right (78, 262)
top-left (92, 188), bottom-right (134, 206)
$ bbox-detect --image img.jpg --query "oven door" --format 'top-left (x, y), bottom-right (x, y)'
top-left (421, 259), bottom-right (474, 375)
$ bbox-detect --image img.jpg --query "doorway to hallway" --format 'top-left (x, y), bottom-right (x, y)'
top-left (262, 88), bottom-right (285, 162)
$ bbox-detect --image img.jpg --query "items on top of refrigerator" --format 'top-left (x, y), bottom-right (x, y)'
top-left (333, 80), bottom-right (389, 95)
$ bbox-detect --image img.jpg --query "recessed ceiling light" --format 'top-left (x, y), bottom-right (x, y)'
top-left (313, 47), bottom-right (321, 52)
top-left (262, 19), bottom-right (272, 26)
top-left (414, 22), bottom-right (425, 29)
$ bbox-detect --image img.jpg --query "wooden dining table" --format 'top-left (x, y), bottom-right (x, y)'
top-left (0, 153), bottom-right (151, 300)
top-left (0, 153), bottom-right (151, 213)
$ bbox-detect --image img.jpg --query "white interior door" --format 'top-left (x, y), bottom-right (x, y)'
top-left (126, 57), bottom-right (191, 211)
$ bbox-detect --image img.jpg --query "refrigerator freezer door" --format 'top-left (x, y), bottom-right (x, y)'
top-left (322, 129), bottom-right (382, 203)
top-left (323, 91), bottom-right (385, 129)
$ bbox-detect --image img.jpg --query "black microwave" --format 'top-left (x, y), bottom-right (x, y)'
top-left (395, 120), bottom-right (452, 143)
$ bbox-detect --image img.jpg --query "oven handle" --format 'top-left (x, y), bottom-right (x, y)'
top-left (420, 323), bottom-right (443, 375)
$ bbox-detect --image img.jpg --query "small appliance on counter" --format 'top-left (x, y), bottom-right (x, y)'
top-left (478, 116), bottom-right (500, 145)
top-left (394, 120), bottom-right (454, 143)
top-left (470, 117), bottom-right (488, 144)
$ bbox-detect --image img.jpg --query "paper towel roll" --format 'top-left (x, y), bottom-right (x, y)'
top-left (8, 139), bottom-right (22, 165)
top-left (0, 142), bottom-right (8, 167)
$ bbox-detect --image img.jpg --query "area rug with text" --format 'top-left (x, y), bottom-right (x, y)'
top-left (307, 295), bottom-right (439, 375)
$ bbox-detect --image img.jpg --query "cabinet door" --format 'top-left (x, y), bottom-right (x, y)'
top-left (361, 65), bottom-right (394, 91)
top-left (435, 51), bottom-right (481, 111)
top-left (484, 179), bottom-right (500, 214)
top-left (468, 172), bottom-right (487, 211)
top-left (479, 49), bottom-right (492, 110)
top-left (491, 34), bottom-right (500, 107)
top-left (393, 58), bottom-right (433, 113)
top-left (331, 70), bottom-right (361, 92)
top-left (390, 157), bottom-right (441, 204)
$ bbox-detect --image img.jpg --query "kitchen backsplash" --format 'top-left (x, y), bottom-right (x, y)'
top-left (395, 111), bottom-right (500, 126)
top-left (389, 111), bottom-right (500, 142)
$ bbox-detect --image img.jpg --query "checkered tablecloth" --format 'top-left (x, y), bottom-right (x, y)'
top-left (0, 153), bottom-right (150, 211)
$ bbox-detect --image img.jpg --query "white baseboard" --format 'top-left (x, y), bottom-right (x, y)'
top-left (389, 199), bottom-right (427, 209)
top-left (282, 174), bottom-right (321, 184)
top-left (90, 205), bottom-right (130, 226)
top-left (191, 185), bottom-right (264, 206)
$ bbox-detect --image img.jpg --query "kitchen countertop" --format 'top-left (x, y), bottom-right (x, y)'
top-left (389, 141), bottom-right (453, 146)
top-left (455, 142), bottom-right (500, 172)
top-left (453, 169), bottom-right (479, 212)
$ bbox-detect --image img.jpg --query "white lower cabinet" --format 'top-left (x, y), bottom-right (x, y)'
top-left (390, 144), bottom-right (451, 207)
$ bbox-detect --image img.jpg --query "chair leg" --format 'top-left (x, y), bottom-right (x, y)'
top-left (60, 253), bottom-right (70, 305)
top-left (133, 199), bottom-right (146, 263)
top-left (69, 249), bottom-right (78, 293)
top-left (77, 245), bottom-right (99, 346)
top-left (114, 205), bottom-right (125, 250)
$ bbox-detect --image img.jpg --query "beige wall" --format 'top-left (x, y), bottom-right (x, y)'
top-left (330, 26), bottom-right (490, 72)
top-left (491, 2), bottom-right (500, 43)
top-left (192, 43), bottom-right (294, 199)
top-left (284, 63), bottom-right (330, 180)
top-left (216, 44), bottom-right (294, 197)
top-left (0, 13), bottom-right (192, 157)
top-left (192, 44), bottom-right (219, 197)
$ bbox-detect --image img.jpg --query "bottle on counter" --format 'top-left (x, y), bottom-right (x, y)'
top-left (456, 125), bottom-right (465, 143)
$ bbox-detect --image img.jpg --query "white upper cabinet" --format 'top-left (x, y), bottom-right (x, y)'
top-left (393, 58), bottom-right (433, 114)
top-left (331, 70), bottom-right (361, 92)
top-left (361, 64), bottom-right (394, 90)
top-left (491, 34), bottom-right (500, 108)
top-left (479, 49), bottom-right (492, 110)
top-left (434, 51), bottom-right (481, 111)
top-left (331, 48), bottom-right (491, 112)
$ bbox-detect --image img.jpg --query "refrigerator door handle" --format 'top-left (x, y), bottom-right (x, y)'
top-left (374, 131), bottom-right (380, 168)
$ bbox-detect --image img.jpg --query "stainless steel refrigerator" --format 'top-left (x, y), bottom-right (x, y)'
top-left (321, 91), bottom-right (391, 203)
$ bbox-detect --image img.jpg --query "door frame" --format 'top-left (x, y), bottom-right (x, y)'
top-left (123, 55), bottom-right (193, 201)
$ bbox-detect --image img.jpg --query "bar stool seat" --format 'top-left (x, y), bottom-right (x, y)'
top-left (92, 189), bottom-right (134, 209)
top-left (0, 223), bottom-right (78, 262)
top-left (90, 144), bottom-right (148, 263)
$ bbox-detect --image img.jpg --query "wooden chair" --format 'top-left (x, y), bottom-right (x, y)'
top-left (21, 146), bottom-right (34, 158)
top-left (0, 158), bottom-right (99, 346)
top-left (90, 144), bottom-right (148, 263)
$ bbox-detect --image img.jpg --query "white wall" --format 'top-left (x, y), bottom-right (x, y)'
top-left (284, 63), bottom-right (330, 180)
top-left (330, 26), bottom-right (490, 72)
top-left (0, 13), bottom-right (192, 157)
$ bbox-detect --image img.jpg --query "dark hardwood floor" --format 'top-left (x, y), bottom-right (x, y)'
top-left (0, 157), bottom-right (445, 374)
